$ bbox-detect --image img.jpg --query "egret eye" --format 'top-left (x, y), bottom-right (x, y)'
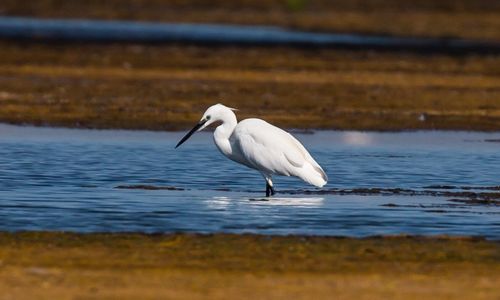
top-left (206, 115), bottom-right (211, 120)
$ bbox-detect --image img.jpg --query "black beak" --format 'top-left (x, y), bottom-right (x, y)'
top-left (175, 119), bottom-right (207, 148)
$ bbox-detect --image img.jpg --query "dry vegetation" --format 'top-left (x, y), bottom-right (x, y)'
top-left (0, 42), bottom-right (499, 130)
top-left (0, 232), bottom-right (498, 299)
top-left (1, 0), bottom-right (500, 40)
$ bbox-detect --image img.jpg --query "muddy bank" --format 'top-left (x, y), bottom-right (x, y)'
top-left (0, 42), bottom-right (499, 131)
top-left (0, 232), bottom-right (498, 299)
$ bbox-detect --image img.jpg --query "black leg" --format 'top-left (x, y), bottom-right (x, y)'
top-left (266, 182), bottom-right (276, 197)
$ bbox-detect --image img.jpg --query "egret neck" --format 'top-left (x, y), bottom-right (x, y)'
top-left (213, 108), bottom-right (237, 157)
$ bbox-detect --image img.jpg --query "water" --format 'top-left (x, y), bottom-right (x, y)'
top-left (0, 124), bottom-right (498, 238)
top-left (1, 16), bottom-right (499, 53)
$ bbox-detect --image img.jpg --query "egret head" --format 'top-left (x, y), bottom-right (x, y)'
top-left (175, 103), bottom-right (237, 148)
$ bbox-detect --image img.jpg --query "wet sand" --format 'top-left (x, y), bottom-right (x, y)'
top-left (0, 232), bottom-right (498, 299)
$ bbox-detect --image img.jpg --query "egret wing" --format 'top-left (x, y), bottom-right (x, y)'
top-left (233, 119), bottom-right (308, 176)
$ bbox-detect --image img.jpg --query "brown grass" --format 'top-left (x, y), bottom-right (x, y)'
top-left (0, 42), bottom-right (499, 131)
top-left (0, 232), bottom-right (498, 299)
top-left (1, 0), bottom-right (500, 40)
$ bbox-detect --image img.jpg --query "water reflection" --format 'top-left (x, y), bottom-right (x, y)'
top-left (204, 196), bottom-right (232, 209)
top-left (248, 197), bottom-right (324, 207)
top-left (341, 132), bottom-right (374, 146)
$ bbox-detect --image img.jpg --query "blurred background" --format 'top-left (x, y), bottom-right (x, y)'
top-left (0, 0), bottom-right (499, 131)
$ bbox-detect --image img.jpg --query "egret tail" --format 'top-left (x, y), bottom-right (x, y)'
top-left (295, 161), bottom-right (328, 187)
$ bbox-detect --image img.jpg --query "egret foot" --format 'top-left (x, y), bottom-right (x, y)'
top-left (265, 183), bottom-right (276, 197)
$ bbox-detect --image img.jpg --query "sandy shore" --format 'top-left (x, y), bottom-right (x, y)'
top-left (0, 232), bottom-right (498, 299)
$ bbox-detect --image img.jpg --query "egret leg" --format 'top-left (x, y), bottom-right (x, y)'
top-left (265, 177), bottom-right (275, 197)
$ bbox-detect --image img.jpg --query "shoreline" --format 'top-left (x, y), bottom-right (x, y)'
top-left (2, 121), bottom-right (500, 133)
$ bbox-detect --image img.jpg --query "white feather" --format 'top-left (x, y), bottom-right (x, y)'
top-left (231, 119), bottom-right (327, 187)
top-left (179, 103), bottom-right (328, 193)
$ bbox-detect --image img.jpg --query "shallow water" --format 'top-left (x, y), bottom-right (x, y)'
top-left (1, 16), bottom-right (499, 53)
top-left (0, 124), bottom-right (498, 238)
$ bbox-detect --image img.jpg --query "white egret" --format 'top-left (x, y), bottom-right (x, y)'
top-left (175, 104), bottom-right (327, 196)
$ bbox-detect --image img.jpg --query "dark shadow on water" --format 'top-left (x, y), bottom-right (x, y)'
top-left (115, 185), bottom-right (185, 191)
top-left (279, 187), bottom-right (500, 203)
